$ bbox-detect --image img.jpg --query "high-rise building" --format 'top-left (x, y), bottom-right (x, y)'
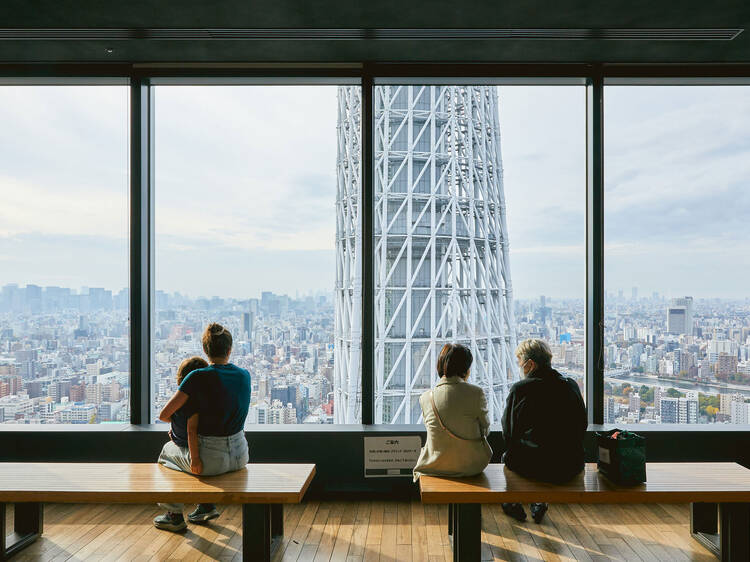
top-left (660, 397), bottom-right (678, 423)
top-left (654, 386), bottom-right (665, 416)
top-left (334, 85), bottom-right (519, 424)
top-left (629, 392), bottom-right (641, 421)
top-left (667, 296), bottom-right (693, 335)
top-left (604, 396), bottom-right (616, 424)
top-left (731, 401), bottom-right (750, 424)
top-left (678, 391), bottom-right (699, 424)
top-left (242, 311), bottom-right (254, 341)
top-left (720, 392), bottom-right (743, 416)
top-left (717, 353), bottom-right (738, 376)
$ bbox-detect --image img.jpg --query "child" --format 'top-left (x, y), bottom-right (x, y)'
top-left (168, 356), bottom-right (208, 474)
top-left (153, 355), bottom-right (209, 532)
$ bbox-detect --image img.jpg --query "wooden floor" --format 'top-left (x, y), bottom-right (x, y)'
top-left (5, 501), bottom-right (716, 561)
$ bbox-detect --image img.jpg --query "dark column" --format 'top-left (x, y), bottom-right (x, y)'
top-left (242, 503), bottom-right (271, 562)
top-left (453, 503), bottom-right (481, 562)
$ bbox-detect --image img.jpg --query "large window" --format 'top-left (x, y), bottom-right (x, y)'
top-left (8, 74), bottom-right (749, 431)
top-left (372, 84), bottom-right (585, 424)
top-left (152, 85), bottom-right (361, 425)
top-left (0, 85), bottom-right (130, 424)
top-left (604, 85), bottom-right (750, 425)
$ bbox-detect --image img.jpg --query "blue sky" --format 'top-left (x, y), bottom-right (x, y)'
top-left (0, 84), bottom-right (748, 300)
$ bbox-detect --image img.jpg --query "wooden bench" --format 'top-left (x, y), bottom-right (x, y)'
top-left (0, 462), bottom-right (315, 561)
top-left (420, 462), bottom-right (750, 562)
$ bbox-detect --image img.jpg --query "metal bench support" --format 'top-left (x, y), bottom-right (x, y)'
top-left (691, 501), bottom-right (750, 561)
top-left (449, 503), bottom-right (480, 562)
top-left (0, 502), bottom-right (43, 561)
top-left (242, 503), bottom-right (284, 562)
top-left (691, 502), bottom-right (719, 557)
top-left (720, 503), bottom-right (750, 561)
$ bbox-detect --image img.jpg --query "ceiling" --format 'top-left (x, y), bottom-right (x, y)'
top-left (1, 0), bottom-right (749, 65)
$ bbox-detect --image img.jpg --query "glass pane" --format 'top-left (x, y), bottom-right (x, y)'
top-left (372, 85), bottom-right (585, 424)
top-left (153, 85), bottom-right (361, 425)
top-left (0, 86), bottom-right (130, 424)
top-left (605, 86), bottom-right (750, 425)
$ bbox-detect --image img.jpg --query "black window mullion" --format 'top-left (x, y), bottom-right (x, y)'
top-left (361, 70), bottom-right (375, 425)
top-left (129, 76), bottom-right (154, 424)
top-left (585, 73), bottom-right (605, 425)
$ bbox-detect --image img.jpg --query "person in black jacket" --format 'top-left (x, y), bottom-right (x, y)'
top-left (501, 338), bottom-right (587, 523)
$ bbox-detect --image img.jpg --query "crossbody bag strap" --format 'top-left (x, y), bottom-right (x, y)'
top-left (431, 389), bottom-right (476, 442)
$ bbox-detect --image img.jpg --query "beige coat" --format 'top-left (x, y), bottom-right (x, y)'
top-left (412, 376), bottom-right (492, 481)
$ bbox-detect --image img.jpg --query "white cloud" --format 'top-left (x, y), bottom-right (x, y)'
top-left (1, 84), bottom-right (749, 298)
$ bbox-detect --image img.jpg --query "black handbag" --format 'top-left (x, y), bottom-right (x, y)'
top-left (596, 429), bottom-right (647, 484)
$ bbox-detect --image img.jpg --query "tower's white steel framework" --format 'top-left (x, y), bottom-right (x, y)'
top-left (335, 85), bottom-right (518, 424)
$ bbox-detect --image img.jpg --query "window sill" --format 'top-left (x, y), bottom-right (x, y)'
top-left (0, 423), bottom-right (749, 433)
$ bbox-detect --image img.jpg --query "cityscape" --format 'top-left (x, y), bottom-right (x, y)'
top-left (2, 85), bottom-right (749, 428)
top-left (1, 282), bottom-right (749, 426)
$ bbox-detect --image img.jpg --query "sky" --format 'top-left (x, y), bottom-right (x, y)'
top-left (0, 84), bottom-right (748, 300)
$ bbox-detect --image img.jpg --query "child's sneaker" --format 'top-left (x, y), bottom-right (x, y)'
top-left (153, 511), bottom-right (187, 532)
top-left (530, 502), bottom-right (548, 524)
top-left (501, 502), bottom-right (527, 522)
top-left (188, 503), bottom-right (220, 523)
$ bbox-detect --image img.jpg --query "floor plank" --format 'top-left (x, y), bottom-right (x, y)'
top-left (1, 501), bottom-right (718, 561)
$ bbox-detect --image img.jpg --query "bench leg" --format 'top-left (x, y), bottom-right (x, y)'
top-left (1, 502), bottom-right (43, 561)
top-left (242, 504), bottom-right (271, 562)
top-left (451, 503), bottom-right (481, 562)
top-left (271, 504), bottom-right (284, 539)
top-left (719, 503), bottom-right (750, 562)
top-left (242, 504), bottom-right (284, 562)
top-left (691, 502), bottom-right (719, 557)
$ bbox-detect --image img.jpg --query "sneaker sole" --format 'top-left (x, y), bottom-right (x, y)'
top-left (188, 512), bottom-right (220, 524)
top-left (153, 521), bottom-right (187, 532)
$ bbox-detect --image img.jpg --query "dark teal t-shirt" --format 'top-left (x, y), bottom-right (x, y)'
top-left (178, 363), bottom-right (251, 436)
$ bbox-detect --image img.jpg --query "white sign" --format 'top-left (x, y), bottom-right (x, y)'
top-left (364, 436), bottom-right (422, 478)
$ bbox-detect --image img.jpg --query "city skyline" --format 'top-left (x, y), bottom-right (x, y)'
top-left (2, 84), bottom-right (750, 427)
top-left (4, 281), bottom-right (750, 426)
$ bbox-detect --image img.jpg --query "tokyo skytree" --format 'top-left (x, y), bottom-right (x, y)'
top-left (334, 85), bottom-right (518, 424)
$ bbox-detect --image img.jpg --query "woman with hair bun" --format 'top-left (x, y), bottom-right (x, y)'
top-left (153, 322), bottom-right (251, 532)
top-left (413, 343), bottom-right (492, 481)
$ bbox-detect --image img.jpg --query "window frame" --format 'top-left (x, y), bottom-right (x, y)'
top-left (2, 63), bottom-right (750, 428)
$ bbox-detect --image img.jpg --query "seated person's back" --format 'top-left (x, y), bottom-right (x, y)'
top-left (502, 339), bottom-right (587, 483)
top-left (413, 343), bottom-right (492, 481)
top-left (179, 362), bottom-right (251, 436)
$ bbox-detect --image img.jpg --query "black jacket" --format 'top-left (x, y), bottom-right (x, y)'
top-left (501, 367), bottom-right (587, 483)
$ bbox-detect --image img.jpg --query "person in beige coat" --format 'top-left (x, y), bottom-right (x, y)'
top-left (413, 343), bottom-right (492, 482)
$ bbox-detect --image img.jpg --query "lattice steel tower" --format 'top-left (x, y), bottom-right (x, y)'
top-left (335, 85), bottom-right (518, 424)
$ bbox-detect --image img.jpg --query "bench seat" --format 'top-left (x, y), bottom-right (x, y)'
top-left (420, 462), bottom-right (750, 561)
top-left (0, 462), bottom-right (316, 561)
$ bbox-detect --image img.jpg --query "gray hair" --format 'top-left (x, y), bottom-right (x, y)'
top-left (515, 338), bottom-right (553, 368)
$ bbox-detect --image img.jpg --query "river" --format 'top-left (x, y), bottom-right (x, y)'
top-left (558, 369), bottom-right (750, 398)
